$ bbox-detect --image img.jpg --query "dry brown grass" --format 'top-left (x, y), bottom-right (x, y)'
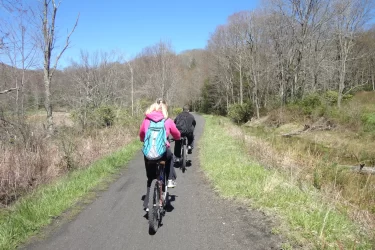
top-left (0, 135), bottom-right (62, 206)
top-left (0, 111), bottom-right (135, 207)
top-left (239, 115), bottom-right (375, 234)
top-left (74, 126), bottom-right (134, 168)
top-left (225, 120), bottom-right (307, 182)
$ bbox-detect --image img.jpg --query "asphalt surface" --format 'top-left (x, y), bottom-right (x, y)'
top-left (22, 113), bottom-right (283, 250)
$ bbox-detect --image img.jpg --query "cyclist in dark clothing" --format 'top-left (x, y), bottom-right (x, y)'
top-left (174, 105), bottom-right (196, 162)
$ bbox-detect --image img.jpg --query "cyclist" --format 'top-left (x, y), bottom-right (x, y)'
top-left (139, 98), bottom-right (180, 211)
top-left (174, 104), bottom-right (196, 163)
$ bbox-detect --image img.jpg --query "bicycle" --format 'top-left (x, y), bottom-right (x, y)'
top-left (147, 160), bottom-right (168, 234)
top-left (171, 137), bottom-right (188, 173)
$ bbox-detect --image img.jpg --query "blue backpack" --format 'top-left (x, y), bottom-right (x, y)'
top-left (142, 119), bottom-right (167, 160)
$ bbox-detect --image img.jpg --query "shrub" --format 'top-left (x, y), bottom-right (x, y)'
top-left (228, 103), bottom-right (253, 124)
top-left (361, 112), bottom-right (375, 132)
top-left (300, 93), bottom-right (322, 115)
top-left (115, 109), bottom-right (142, 135)
top-left (71, 105), bottom-right (116, 130)
top-left (94, 106), bottom-right (115, 128)
top-left (324, 91), bottom-right (339, 106)
top-left (286, 93), bottom-right (323, 117)
top-left (170, 107), bottom-right (183, 117)
top-left (323, 91), bottom-right (353, 106)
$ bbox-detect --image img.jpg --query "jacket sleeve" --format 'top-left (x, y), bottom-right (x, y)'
top-left (192, 116), bottom-right (196, 127)
top-left (168, 119), bottom-right (181, 140)
top-left (139, 119), bottom-right (147, 142)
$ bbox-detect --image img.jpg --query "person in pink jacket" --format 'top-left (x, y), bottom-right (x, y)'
top-left (139, 99), bottom-right (180, 211)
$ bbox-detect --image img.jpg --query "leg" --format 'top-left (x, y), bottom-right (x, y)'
top-left (187, 133), bottom-right (194, 155)
top-left (174, 139), bottom-right (182, 158)
top-left (166, 148), bottom-right (177, 180)
top-left (166, 148), bottom-right (177, 187)
top-left (144, 157), bottom-right (157, 209)
top-left (144, 157), bottom-right (157, 187)
top-left (187, 133), bottom-right (194, 148)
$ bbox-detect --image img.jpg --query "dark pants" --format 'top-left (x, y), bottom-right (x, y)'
top-left (174, 132), bottom-right (194, 158)
top-left (144, 148), bottom-right (176, 187)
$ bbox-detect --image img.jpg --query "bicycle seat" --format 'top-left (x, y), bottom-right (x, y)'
top-left (147, 160), bottom-right (166, 166)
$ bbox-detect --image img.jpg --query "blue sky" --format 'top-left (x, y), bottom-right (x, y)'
top-left (55, 0), bottom-right (260, 67)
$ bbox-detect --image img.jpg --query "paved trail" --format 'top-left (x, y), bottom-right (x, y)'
top-left (22, 114), bottom-right (283, 250)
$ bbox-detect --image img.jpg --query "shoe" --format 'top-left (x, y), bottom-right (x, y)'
top-left (187, 145), bottom-right (193, 154)
top-left (144, 207), bottom-right (149, 212)
top-left (174, 157), bottom-right (181, 163)
top-left (167, 179), bottom-right (177, 188)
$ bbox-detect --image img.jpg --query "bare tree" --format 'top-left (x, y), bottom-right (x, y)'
top-left (332, 0), bottom-right (373, 108)
top-left (68, 50), bottom-right (127, 129)
top-left (3, 6), bottom-right (38, 117)
top-left (207, 25), bottom-right (236, 111)
top-left (136, 41), bottom-right (180, 105)
top-left (40, 0), bottom-right (78, 133)
top-left (126, 60), bottom-right (134, 116)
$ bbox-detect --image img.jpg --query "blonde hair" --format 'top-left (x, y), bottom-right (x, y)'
top-left (145, 102), bottom-right (168, 119)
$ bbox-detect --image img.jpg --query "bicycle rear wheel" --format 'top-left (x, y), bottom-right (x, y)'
top-left (182, 143), bottom-right (187, 173)
top-left (148, 179), bottom-right (160, 234)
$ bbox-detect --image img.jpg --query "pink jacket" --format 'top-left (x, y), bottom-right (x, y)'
top-left (139, 111), bottom-right (181, 148)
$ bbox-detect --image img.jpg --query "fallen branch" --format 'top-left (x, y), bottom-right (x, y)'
top-left (0, 87), bottom-right (18, 94)
top-left (351, 165), bottom-right (375, 175)
top-left (282, 124), bottom-right (333, 137)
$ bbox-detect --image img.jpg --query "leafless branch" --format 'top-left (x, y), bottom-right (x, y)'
top-left (0, 87), bottom-right (18, 94)
top-left (51, 12), bottom-right (80, 77)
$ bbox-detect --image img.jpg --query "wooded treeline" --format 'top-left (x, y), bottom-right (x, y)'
top-left (202, 0), bottom-right (375, 118)
top-left (1, 1), bottom-right (207, 136)
top-left (1, 0), bottom-right (375, 130)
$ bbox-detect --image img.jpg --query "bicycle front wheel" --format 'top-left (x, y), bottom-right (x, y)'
top-left (148, 179), bottom-right (160, 234)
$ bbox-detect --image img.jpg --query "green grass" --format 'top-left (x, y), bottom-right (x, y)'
top-left (200, 115), bottom-right (372, 249)
top-left (0, 140), bottom-right (142, 250)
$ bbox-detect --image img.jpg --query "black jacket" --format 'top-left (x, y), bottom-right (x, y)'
top-left (174, 111), bottom-right (196, 134)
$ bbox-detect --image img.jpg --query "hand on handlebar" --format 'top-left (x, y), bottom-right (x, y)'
top-left (170, 137), bottom-right (181, 142)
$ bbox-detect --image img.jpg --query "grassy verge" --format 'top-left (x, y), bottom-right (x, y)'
top-left (200, 115), bottom-right (372, 249)
top-left (0, 140), bottom-right (141, 250)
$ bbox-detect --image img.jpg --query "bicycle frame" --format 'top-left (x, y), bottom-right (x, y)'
top-left (154, 161), bottom-right (166, 205)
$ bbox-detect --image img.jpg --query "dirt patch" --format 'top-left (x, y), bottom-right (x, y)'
top-left (27, 112), bottom-right (74, 127)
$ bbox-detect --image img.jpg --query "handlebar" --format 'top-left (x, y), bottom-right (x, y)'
top-left (169, 136), bottom-right (187, 142)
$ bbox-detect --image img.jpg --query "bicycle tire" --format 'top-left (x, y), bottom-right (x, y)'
top-left (148, 179), bottom-right (160, 234)
top-left (182, 143), bottom-right (187, 173)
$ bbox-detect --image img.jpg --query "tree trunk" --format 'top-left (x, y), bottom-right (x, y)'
top-left (43, 0), bottom-right (53, 133)
top-left (129, 65), bottom-right (134, 116)
top-left (44, 73), bottom-right (53, 133)
top-left (338, 60), bottom-right (346, 109)
top-left (239, 55), bottom-right (243, 105)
